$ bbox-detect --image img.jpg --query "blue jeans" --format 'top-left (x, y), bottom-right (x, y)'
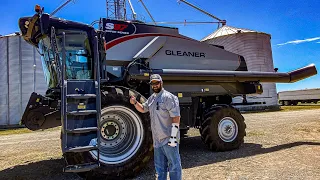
top-left (154, 144), bottom-right (182, 180)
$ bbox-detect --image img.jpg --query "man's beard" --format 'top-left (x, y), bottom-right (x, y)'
top-left (152, 84), bottom-right (162, 93)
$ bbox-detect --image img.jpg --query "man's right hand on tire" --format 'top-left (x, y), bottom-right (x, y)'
top-left (130, 96), bottom-right (137, 105)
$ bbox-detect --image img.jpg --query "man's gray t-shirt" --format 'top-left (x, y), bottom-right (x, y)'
top-left (142, 89), bottom-right (181, 148)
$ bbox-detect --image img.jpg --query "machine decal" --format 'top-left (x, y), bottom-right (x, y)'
top-left (104, 22), bottom-right (137, 35)
top-left (165, 50), bottom-right (206, 58)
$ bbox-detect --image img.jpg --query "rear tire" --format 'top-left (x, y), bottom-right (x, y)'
top-left (63, 86), bottom-right (153, 179)
top-left (199, 105), bottom-right (246, 151)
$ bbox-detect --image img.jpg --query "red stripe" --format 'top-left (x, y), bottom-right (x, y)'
top-left (105, 33), bottom-right (191, 50)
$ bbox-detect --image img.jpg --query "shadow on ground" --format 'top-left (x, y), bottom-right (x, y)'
top-left (0, 158), bottom-right (79, 180)
top-left (179, 136), bottom-right (320, 169)
top-left (1, 136), bottom-right (319, 180)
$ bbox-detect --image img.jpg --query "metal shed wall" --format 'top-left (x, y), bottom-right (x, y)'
top-left (0, 34), bottom-right (47, 126)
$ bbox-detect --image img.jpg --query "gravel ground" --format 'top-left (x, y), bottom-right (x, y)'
top-left (0, 109), bottom-right (320, 180)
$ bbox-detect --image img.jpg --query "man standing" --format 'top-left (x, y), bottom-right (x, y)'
top-left (130, 74), bottom-right (182, 180)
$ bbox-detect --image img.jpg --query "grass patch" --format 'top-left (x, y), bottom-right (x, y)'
top-left (243, 103), bottom-right (320, 114)
top-left (0, 127), bottom-right (61, 136)
top-left (0, 128), bottom-right (33, 136)
top-left (280, 104), bottom-right (320, 111)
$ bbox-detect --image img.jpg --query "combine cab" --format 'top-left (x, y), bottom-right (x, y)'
top-left (17, 6), bottom-right (317, 179)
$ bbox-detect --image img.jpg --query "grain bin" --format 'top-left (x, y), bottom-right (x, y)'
top-left (201, 26), bottom-right (278, 110)
top-left (0, 33), bottom-right (47, 127)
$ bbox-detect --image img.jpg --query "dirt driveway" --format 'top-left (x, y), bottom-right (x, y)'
top-left (0, 109), bottom-right (319, 180)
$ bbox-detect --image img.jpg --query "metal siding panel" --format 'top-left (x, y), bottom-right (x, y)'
top-left (0, 105), bottom-right (8, 125)
top-left (7, 36), bottom-right (22, 125)
top-left (8, 37), bottom-right (21, 86)
top-left (0, 93), bottom-right (8, 105)
top-left (0, 35), bottom-right (41, 126)
top-left (22, 93), bottom-right (31, 112)
top-left (22, 61), bottom-right (34, 69)
top-left (0, 37), bottom-right (9, 125)
top-left (22, 81), bottom-right (34, 92)
top-left (8, 37), bottom-right (19, 65)
top-left (9, 84), bottom-right (20, 103)
top-left (9, 104), bottom-right (21, 125)
top-left (8, 64), bottom-right (20, 80)
top-left (0, 38), bottom-right (8, 95)
top-left (22, 72), bottom-right (34, 83)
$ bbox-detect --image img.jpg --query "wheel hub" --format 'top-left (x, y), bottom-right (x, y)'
top-left (218, 117), bottom-right (238, 142)
top-left (89, 105), bottom-right (144, 165)
top-left (101, 121), bottom-right (120, 140)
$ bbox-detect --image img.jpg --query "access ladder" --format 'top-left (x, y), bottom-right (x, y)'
top-left (60, 33), bottom-right (102, 173)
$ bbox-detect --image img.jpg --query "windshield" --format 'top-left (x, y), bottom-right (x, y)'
top-left (39, 29), bottom-right (93, 88)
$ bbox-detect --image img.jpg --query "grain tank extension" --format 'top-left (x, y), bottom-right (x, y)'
top-left (17, 8), bottom-right (317, 179)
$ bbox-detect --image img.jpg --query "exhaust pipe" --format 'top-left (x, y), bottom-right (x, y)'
top-left (130, 64), bottom-right (317, 83)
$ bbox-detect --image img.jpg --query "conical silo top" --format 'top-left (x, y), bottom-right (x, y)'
top-left (201, 25), bottom-right (267, 42)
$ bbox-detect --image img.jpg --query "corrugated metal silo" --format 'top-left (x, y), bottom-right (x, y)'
top-left (0, 33), bottom-right (47, 127)
top-left (201, 26), bottom-right (278, 110)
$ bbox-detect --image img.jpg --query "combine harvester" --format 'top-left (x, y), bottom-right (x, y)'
top-left (17, 1), bottom-right (317, 179)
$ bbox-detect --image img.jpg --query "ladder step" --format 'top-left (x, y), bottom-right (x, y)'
top-left (64, 162), bottom-right (99, 173)
top-left (66, 127), bottom-right (98, 134)
top-left (66, 94), bottom-right (96, 99)
top-left (66, 145), bottom-right (98, 153)
top-left (67, 110), bottom-right (97, 115)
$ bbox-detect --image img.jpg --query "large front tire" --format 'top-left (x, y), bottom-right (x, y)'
top-left (64, 86), bottom-right (153, 179)
top-left (200, 105), bottom-right (246, 151)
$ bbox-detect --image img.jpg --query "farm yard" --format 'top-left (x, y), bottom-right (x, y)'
top-left (0, 108), bottom-right (320, 180)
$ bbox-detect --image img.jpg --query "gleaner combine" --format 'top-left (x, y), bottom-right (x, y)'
top-left (17, 4), bottom-right (317, 179)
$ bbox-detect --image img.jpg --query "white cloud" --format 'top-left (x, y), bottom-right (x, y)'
top-left (277, 37), bottom-right (320, 46)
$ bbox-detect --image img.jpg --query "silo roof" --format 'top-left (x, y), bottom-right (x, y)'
top-left (201, 25), bottom-right (269, 42)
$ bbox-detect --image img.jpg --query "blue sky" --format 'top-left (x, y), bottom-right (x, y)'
top-left (1, 0), bottom-right (319, 92)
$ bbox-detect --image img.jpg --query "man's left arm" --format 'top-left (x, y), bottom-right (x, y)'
top-left (165, 95), bottom-right (181, 147)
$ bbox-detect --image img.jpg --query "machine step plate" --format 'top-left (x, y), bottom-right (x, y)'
top-left (65, 127), bottom-right (98, 134)
top-left (67, 110), bottom-right (97, 116)
top-left (66, 94), bottom-right (96, 99)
